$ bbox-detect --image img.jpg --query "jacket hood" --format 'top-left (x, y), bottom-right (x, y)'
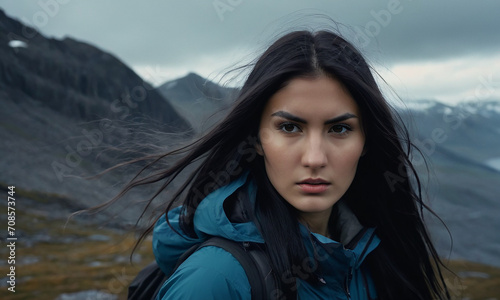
top-left (153, 171), bottom-right (379, 276)
top-left (153, 171), bottom-right (262, 275)
top-left (192, 172), bottom-right (264, 243)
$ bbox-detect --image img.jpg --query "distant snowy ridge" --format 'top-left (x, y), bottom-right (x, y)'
top-left (392, 99), bottom-right (439, 111)
top-left (394, 99), bottom-right (500, 116)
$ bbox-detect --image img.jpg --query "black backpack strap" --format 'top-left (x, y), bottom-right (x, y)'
top-left (128, 237), bottom-right (275, 300)
top-left (127, 242), bottom-right (204, 300)
top-left (127, 261), bottom-right (167, 300)
top-left (198, 237), bottom-right (274, 299)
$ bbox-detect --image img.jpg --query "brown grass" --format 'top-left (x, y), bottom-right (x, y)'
top-left (1, 207), bottom-right (155, 300)
top-left (444, 259), bottom-right (500, 299)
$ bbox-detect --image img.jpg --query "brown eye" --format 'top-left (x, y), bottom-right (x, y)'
top-left (329, 124), bottom-right (351, 135)
top-left (279, 123), bottom-right (300, 133)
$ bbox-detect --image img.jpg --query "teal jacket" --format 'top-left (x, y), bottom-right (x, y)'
top-left (153, 172), bottom-right (380, 299)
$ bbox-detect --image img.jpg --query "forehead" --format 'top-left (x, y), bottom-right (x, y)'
top-left (262, 76), bottom-right (360, 118)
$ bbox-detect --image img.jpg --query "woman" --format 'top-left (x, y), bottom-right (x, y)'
top-left (121, 30), bottom-right (451, 299)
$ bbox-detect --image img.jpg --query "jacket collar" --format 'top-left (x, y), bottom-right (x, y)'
top-left (194, 172), bottom-right (379, 251)
top-left (330, 199), bottom-right (365, 248)
top-left (154, 172), bottom-right (380, 275)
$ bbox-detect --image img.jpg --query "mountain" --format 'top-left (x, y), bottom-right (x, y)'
top-left (157, 72), bottom-right (238, 133)
top-left (393, 100), bottom-right (500, 266)
top-left (0, 10), bottom-right (189, 128)
top-left (397, 100), bottom-right (500, 163)
top-left (0, 9), bottom-right (191, 221)
top-left (1, 7), bottom-right (499, 269)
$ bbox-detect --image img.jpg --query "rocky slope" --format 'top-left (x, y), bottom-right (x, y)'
top-left (396, 100), bottom-right (500, 266)
top-left (0, 9), bottom-right (191, 223)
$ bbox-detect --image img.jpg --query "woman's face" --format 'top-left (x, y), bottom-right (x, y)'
top-left (257, 76), bottom-right (365, 225)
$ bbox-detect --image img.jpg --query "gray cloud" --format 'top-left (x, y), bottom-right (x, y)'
top-left (1, 0), bottom-right (499, 89)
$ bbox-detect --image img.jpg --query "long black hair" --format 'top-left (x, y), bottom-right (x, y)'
top-left (106, 30), bottom-right (451, 299)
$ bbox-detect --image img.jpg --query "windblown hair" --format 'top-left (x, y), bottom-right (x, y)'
top-left (107, 30), bottom-right (451, 299)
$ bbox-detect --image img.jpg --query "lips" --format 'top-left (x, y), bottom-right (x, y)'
top-left (298, 178), bottom-right (329, 184)
top-left (297, 178), bottom-right (330, 193)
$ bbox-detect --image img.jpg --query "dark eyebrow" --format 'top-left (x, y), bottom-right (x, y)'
top-left (270, 111), bottom-right (358, 124)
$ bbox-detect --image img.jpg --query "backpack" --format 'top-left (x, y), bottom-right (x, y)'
top-left (128, 236), bottom-right (276, 300)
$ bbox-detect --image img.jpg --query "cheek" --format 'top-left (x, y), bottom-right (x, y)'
top-left (331, 140), bottom-right (365, 174)
top-left (345, 135), bottom-right (365, 158)
top-left (262, 145), bottom-right (292, 171)
top-left (258, 127), bottom-right (274, 145)
top-left (345, 146), bottom-right (364, 168)
top-left (259, 129), bottom-right (290, 161)
top-left (261, 145), bottom-right (298, 182)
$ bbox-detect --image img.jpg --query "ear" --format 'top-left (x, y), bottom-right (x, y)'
top-left (255, 137), bottom-right (264, 156)
top-left (361, 145), bottom-right (367, 157)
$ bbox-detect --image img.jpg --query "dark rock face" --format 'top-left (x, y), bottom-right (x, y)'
top-left (0, 9), bottom-right (190, 131)
top-left (0, 9), bottom-right (191, 219)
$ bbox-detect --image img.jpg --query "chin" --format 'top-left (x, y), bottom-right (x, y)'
top-left (293, 199), bottom-right (339, 214)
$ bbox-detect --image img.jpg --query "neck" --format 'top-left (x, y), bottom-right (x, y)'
top-left (298, 208), bottom-right (332, 237)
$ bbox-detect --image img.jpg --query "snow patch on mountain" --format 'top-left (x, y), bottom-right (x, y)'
top-left (487, 157), bottom-right (500, 172)
top-left (8, 40), bottom-right (28, 48)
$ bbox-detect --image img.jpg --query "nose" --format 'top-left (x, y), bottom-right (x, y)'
top-left (301, 133), bottom-right (327, 169)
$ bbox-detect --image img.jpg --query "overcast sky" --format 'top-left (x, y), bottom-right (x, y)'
top-left (1, 0), bottom-right (500, 105)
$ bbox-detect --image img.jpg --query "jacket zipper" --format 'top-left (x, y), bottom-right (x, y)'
top-left (344, 266), bottom-right (353, 299)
